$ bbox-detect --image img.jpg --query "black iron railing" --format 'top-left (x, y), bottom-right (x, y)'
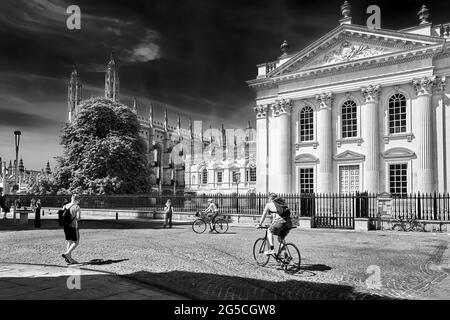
top-left (6, 192), bottom-right (449, 221)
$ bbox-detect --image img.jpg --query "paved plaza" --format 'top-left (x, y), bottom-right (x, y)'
top-left (0, 216), bottom-right (449, 300)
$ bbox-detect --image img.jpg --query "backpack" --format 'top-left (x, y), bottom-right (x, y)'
top-left (58, 205), bottom-right (75, 227)
top-left (273, 198), bottom-right (291, 218)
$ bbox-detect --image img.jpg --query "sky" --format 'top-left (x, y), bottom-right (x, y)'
top-left (0, 0), bottom-right (449, 170)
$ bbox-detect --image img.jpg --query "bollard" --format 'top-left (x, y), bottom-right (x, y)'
top-left (116, 212), bottom-right (118, 220)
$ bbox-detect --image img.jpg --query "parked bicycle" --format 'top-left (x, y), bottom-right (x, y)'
top-left (253, 225), bottom-right (301, 274)
top-left (192, 211), bottom-right (229, 234)
top-left (392, 218), bottom-right (425, 232)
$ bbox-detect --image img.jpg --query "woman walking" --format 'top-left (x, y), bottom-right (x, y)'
top-left (163, 199), bottom-right (173, 229)
top-left (34, 199), bottom-right (42, 228)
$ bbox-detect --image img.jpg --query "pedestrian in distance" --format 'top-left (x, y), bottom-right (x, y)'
top-left (0, 189), bottom-right (7, 220)
top-left (1, 197), bottom-right (11, 220)
top-left (61, 194), bottom-right (82, 265)
top-left (163, 199), bottom-right (173, 229)
top-left (34, 199), bottom-right (42, 228)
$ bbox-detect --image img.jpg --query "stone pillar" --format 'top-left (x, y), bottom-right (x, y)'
top-left (433, 77), bottom-right (446, 193)
top-left (269, 99), bottom-right (293, 194)
top-left (413, 77), bottom-right (438, 193)
top-left (255, 105), bottom-right (269, 194)
top-left (361, 85), bottom-right (381, 193)
top-left (315, 93), bottom-right (334, 193)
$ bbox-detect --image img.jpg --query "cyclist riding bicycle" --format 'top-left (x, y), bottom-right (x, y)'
top-left (256, 193), bottom-right (292, 255)
top-left (204, 198), bottom-right (219, 232)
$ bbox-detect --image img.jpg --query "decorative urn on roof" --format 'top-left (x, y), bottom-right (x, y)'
top-left (340, 1), bottom-right (351, 18)
top-left (418, 5), bottom-right (430, 24)
top-left (280, 40), bottom-right (290, 55)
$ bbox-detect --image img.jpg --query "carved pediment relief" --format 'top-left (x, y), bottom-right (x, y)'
top-left (268, 25), bottom-right (443, 78)
top-left (282, 40), bottom-right (394, 74)
top-left (295, 153), bottom-right (319, 164)
top-left (383, 147), bottom-right (416, 159)
top-left (310, 41), bottom-right (388, 68)
top-left (334, 150), bottom-right (365, 161)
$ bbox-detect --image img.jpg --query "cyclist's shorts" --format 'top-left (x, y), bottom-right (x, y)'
top-left (269, 217), bottom-right (292, 239)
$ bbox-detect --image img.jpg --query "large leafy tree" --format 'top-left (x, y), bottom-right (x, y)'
top-left (54, 97), bottom-right (152, 195)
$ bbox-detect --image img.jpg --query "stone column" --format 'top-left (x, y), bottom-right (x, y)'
top-left (254, 105), bottom-right (269, 194)
top-left (315, 93), bottom-right (334, 194)
top-left (269, 99), bottom-right (293, 194)
top-left (361, 84), bottom-right (381, 193)
top-left (413, 77), bottom-right (437, 193)
top-left (433, 77), bottom-right (446, 193)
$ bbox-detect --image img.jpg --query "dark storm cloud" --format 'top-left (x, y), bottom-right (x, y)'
top-left (0, 108), bottom-right (59, 129)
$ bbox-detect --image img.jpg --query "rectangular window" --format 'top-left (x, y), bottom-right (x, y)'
top-left (246, 168), bottom-right (256, 182)
top-left (216, 171), bottom-right (223, 184)
top-left (298, 168), bottom-right (314, 194)
top-left (389, 164), bottom-right (407, 196)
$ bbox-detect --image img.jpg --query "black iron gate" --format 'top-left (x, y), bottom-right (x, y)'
top-left (299, 193), bottom-right (371, 230)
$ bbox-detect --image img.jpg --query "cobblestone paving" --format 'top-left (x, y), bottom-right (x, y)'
top-left (0, 218), bottom-right (448, 300)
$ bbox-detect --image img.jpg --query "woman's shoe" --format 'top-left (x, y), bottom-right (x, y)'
top-left (62, 254), bottom-right (71, 264)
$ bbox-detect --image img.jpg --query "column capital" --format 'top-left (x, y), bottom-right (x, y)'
top-left (315, 92), bottom-right (334, 110)
top-left (271, 99), bottom-right (293, 117)
top-left (361, 84), bottom-right (381, 103)
top-left (254, 105), bottom-right (269, 119)
top-left (433, 76), bottom-right (446, 94)
top-left (413, 76), bottom-right (439, 96)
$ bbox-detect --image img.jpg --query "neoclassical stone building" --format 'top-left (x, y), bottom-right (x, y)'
top-left (248, 3), bottom-right (450, 195)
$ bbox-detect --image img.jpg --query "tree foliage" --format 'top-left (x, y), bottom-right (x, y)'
top-left (45, 97), bottom-right (152, 195)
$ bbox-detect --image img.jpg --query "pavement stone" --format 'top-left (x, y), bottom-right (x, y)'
top-left (0, 220), bottom-right (449, 300)
top-left (0, 263), bottom-right (186, 300)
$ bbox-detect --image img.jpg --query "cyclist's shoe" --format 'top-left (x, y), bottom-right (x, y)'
top-left (264, 249), bottom-right (276, 255)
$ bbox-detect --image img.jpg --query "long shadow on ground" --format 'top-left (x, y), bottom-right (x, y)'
top-left (0, 268), bottom-right (396, 300)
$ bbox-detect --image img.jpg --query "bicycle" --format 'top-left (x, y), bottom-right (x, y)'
top-left (192, 211), bottom-right (229, 234)
top-left (392, 218), bottom-right (426, 232)
top-left (253, 225), bottom-right (301, 274)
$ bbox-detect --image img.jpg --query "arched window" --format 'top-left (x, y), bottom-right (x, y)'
top-left (341, 100), bottom-right (357, 138)
top-left (299, 106), bottom-right (314, 142)
top-left (388, 94), bottom-right (407, 134)
top-left (201, 169), bottom-right (208, 185)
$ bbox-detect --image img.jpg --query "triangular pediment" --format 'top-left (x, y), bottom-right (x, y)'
top-left (334, 150), bottom-right (365, 161)
top-left (270, 24), bottom-right (444, 77)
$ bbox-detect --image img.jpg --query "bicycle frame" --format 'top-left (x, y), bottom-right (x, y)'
top-left (260, 226), bottom-right (288, 262)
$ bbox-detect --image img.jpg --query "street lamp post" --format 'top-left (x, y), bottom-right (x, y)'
top-left (13, 130), bottom-right (21, 224)
top-left (235, 172), bottom-right (241, 214)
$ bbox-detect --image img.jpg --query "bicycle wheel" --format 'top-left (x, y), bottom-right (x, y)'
top-left (279, 243), bottom-right (301, 274)
top-left (213, 219), bottom-right (229, 234)
top-left (392, 223), bottom-right (403, 231)
top-left (403, 221), bottom-right (412, 232)
top-left (412, 222), bottom-right (426, 232)
top-left (253, 238), bottom-right (270, 267)
top-left (192, 219), bottom-right (207, 234)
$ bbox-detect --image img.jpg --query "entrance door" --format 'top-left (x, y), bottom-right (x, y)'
top-left (339, 165), bottom-right (360, 194)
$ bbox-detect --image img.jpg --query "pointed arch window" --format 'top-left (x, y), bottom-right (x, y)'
top-left (341, 100), bottom-right (357, 138)
top-left (388, 94), bottom-right (407, 134)
top-left (299, 106), bottom-right (314, 142)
